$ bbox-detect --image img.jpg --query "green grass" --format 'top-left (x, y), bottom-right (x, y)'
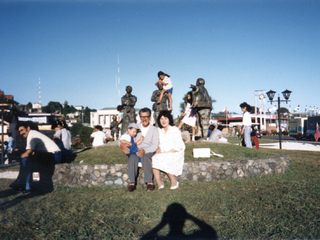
top-left (74, 140), bottom-right (274, 164)
top-left (0, 146), bottom-right (319, 239)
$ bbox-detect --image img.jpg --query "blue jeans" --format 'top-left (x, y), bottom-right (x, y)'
top-left (15, 153), bottom-right (55, 191)
top-left (244, 126), bottom-right (252, 148)
top-left (16, 156), bottom-right (34, 190)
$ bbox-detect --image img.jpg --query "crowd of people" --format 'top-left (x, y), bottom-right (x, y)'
top-left (7, 70), bottom-right (259, 193)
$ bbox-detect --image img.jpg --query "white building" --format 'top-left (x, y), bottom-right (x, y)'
top-left (75, 106), bottom-right (83, 111)
top-left (90, 108), bottom-right (155, 130)
top-left (32, 102), bottom-right (41, 110)
top-left (90, 108), bottom-right (120, 129)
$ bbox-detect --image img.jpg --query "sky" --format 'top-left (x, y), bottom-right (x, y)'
top-left (1, 0), bottom-right (319, 117)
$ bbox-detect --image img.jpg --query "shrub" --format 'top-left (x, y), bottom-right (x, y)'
top-left (70, 122), bottom-right (83, 137)
top-left (80, 126), bottom-right (94, 146)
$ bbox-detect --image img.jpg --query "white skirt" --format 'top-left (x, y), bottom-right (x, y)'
top-left (152, 151), bottom-right (184, 176)
top-left (181, 115), bottom-right (196, 127)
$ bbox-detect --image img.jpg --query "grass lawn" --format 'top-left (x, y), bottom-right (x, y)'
top-left (0, 141), bottom-right (319, 239)
top-left (73, 139), bottom-right (274, 165)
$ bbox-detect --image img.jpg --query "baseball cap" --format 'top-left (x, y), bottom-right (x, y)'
top-left (127, 123), bottom-right (139, 130)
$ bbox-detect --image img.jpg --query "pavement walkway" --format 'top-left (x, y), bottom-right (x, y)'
top-left (259, 141), bottom-right (320, 151)
top-left (0, 171), bottom-right (18, 179)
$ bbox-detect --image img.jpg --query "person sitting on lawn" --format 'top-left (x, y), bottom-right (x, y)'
top-left (90, 125), bottom-right (106, 147)
top-left (208, 125), bottom-right (228, 143)
top-left (119, 123), bottom-right (144, 167)
top-left (119, 108), bottom-right (159, 192)
top-left (9, 121), bottom-right (60, 193)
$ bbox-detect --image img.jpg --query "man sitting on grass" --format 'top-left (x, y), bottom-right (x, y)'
top-left (208, 125), bottom-right (228, 143)
top-left (9, 121), bottom-right (60, 193)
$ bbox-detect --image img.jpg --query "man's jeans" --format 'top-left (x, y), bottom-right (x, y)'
top-left (15, 153), bottom-right (55, 191)
top-left (244, 126), bottom-right (252, 148)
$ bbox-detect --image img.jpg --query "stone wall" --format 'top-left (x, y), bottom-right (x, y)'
top-left (52, 155), bottom-right (289, 187)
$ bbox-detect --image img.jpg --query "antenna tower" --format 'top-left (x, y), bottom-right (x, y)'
top-left (117, 54), bottom-right (120, 104)
top-left (39, 78), bottom-right (42, 112)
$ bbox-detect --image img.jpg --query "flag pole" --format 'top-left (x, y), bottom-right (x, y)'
top-left (226, 107), bottom-right (228, 129)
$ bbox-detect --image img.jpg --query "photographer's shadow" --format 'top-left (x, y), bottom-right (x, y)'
top-left (0, 189), bottom-right (47, 211)
top-left (141, 203), bottom-right (217, 239)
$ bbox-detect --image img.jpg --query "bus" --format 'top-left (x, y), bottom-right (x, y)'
top-left (288, 117), bottom-right (307, 139)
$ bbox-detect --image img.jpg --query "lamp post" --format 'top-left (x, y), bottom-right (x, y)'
top-left (266, 89), bottom-right (292, 149)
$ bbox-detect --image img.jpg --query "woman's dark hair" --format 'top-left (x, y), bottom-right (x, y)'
top-left (186, 91), bottom-right (193, 104)
top-left (209, 125), bottom-right (215, 131)
top-left (157, 110), bottom-right (174, 128)
top-left (239, 102), bottom-right (251, 112)
top-left (61, 119), bottom-right (69, 130)
top-left (117, 105), bottom-right (124, 111)
top-left (158, 71), bottom-right (170, 78)
top-left (95, 125), bottom-right (103, 131)
top-left (51, 119), bottom-right (63, 130)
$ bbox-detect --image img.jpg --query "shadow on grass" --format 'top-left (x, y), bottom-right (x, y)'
top-left (0, 162), bottom-right (20, 171)
top-left (0, 189), bottom-right (48, 211)
top-left (141, 203), bottom-right (217, 239)
top-left (74, 147), bottom-right (92, 154)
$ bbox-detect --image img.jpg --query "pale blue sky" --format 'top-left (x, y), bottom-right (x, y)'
top-left (1, 0), bottom-right (319, 117)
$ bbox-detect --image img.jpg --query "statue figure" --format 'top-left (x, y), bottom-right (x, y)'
top-left (110, 115), bottom-right (119, 140)
top-left (121, 85), bottom-right (137, 134)
top-left (151, 82), bottom-right (168, 125)
top-left (190, 78), bottom-right (212, 139)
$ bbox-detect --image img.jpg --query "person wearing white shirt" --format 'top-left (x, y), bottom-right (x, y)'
top-left (240, 102), bottom-right (252, 148)
top-left (10, 121), bottom-right (60, 192)
top-left (90, 125), bottom-right (106, 147)
top-left (155, 71), bottom-right (173, 111)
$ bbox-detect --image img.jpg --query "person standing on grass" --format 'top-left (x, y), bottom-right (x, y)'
top-left (6, 132), bottom-right (15, 155)
top-left (178, 92), bottom-right (197, 142)
top-left (120, 108), bottom-right (159, 192)
top-left (9, 121), bottom-right (60, 193)
top-left (251, 126), bottom-right (259, 150)
top-left (156, 71), bottom-right (173, 111)
top-left (240, 102), bottom-right (252, 148)
top-left (314, 122), bottom-right (320, 142)
top-left (90, 125), bottom-right (106, 147)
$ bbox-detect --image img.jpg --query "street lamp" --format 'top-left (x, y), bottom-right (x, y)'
top-left (266, 89), bottom-right (292, 149)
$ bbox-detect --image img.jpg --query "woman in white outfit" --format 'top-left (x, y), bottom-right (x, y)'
top-left (152, 110), bottom-right (185, 190)
top-left (240, 102), bottom-right (252, 148)
top-left (178, 92), bottom-right (197, 141)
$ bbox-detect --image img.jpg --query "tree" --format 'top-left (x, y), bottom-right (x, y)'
top-left (279, 107), bottom-right (289, 114)
top-left (42, 101), bottom-right (62, 113)
top-left (80, 126), bottom-right (94, 146)
top-left (41, 100), bottom-right (95, 122)
top-left (26, 102), bottom-right (32, 110)
top-left (84, 106), bottom-right (96, 123)
top-left (61, 100), bottom-right (70, 116)
top-left (70, 122), bottom-right (83, 137)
